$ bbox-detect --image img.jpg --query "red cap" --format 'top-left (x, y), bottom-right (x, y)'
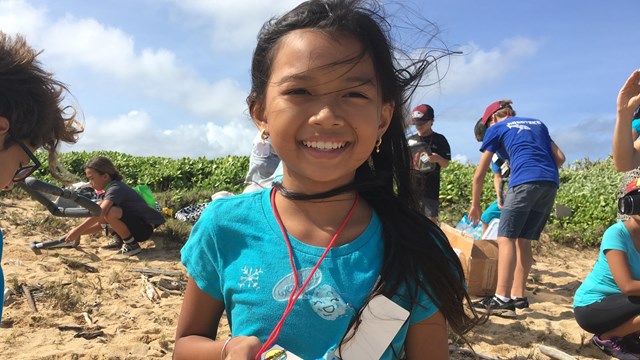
top-left (481, 101), bottom-right (503, 125)
top-left (411, 104), bottom-right (434, 124)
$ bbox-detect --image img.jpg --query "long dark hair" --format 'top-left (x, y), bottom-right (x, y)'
top-left (85, 156), bottom-right (123, 181)
top-left (248, 0), bottom-right (479, 354)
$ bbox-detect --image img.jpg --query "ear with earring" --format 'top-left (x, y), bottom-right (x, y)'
top-left (260, 128), bottom-right (269, 145)
top-left (375, 137), bottom-right (382, 153)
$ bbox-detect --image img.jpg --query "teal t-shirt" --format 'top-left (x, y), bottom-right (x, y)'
top-left (632, 119), bottom-right (640, 134)
top-left (181, 189), bottom-right (438, 359)
top-left (574, 221), bottom-right (640, 307)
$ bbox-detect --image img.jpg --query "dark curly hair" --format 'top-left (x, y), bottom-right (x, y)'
top-left (0, 32), bottom-right (83, 181)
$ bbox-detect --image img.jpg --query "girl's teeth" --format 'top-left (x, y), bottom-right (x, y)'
top-left (303, 141), bottom-right (345, 150)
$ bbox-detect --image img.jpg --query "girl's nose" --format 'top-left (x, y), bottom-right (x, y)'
top-left (309, 105), bottom-right (344, 128)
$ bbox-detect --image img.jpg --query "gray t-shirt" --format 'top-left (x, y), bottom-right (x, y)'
top-left (103, 180), bottom-right (165, 226)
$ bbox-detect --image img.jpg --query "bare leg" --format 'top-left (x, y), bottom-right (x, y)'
top-left (495, 236), bottom-right (517, 298)
top-left (104, 206), bottom-right (132, 239)
top-left (602, 316), bottom-right (640, 339)
top-left (511, 238), bottom-right (533, 298)
top-left (428, 216), bottom-right (440, 226)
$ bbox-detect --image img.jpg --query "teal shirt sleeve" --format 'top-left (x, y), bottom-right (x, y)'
top-left (180, 203), bottom-right (224, 300)
top-left (632, 119), bottom-right (640, 134)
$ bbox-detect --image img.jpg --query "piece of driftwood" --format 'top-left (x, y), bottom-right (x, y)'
top-left (58, 325), bottom-right (84, 332)
top-left (59, 257), bottom-right (98, 273)
top-left (141, 275), bottom-right (160, 302)
top-left (538, 345), bottom-right (576, 360)
top-left (82, 311), bottom-right (93, 326)
top-left (74, 329), bottom-right (105, 340)
top-left (22, 285), bottom-right (38, 312)
top-left (449, 345), bottom-right (501, 360)
top-left (129, 268), bottom-right (182, 277)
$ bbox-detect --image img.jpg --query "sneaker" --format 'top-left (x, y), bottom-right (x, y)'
top-left (120, 241), bottom-right (141, 256)
top-left (101, 235), bottom-right (123, 250)
top-left (472, 296), bottom-right (516, 317)
top-left (513, 297), bottom-right (529, 309)
top-left (623, 334), bottom-right (640, 355)
top-left (591, 335), bottom-right (640, 360)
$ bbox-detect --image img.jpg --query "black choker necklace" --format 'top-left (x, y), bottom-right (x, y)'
top-left (273, 181), bottom-right (357, 201)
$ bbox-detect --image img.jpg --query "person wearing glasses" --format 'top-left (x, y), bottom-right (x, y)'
top-left (0, 32), bottom-right (83, 324)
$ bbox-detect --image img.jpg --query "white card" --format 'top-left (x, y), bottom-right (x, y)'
top-left (338, 295), bottom-right (409, 360)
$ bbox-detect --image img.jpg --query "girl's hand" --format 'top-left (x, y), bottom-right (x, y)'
top-left (221, 336), bottom-right (262, 359)
top-left (64, 231), bottom-right (79, 243)
top-left (618, 70), bottom-right (640, 120)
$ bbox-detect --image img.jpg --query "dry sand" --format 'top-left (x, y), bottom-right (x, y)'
top-left (0, 197), bottom-right (611, 359)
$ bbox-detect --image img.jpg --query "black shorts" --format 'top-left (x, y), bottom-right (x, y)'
top-left (121, 212), bottom-right (154, 242)
top-left (574, 294), bottom-right (640, 334)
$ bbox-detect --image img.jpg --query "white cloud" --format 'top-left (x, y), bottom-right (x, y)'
top-left (167, 0), bottom-right (304, 51)
top-left (417, 38), bottom-right (541, 96)
top-left (62, 110), bottom-right (257, 159)
top-left (0, 0), bottom-right (248, 122)
top-left (0, 0), bottom-right (46, 36)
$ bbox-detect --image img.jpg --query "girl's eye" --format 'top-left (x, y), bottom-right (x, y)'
top-left (345, 92), bottom-right (368, 99)
top-left (285, 88), bottom-right (310, 95)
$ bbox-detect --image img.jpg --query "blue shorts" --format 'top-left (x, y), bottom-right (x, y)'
top-left (498, 181), bottom-right (557, 240)
top-left (481, 200), bottom-right (501, 224)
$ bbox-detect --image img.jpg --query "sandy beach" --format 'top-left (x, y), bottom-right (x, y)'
top-left (0, 197), bottom-right (612, 359)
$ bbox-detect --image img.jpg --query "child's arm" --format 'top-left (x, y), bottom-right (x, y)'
top-left (469, 151), bottom-right (494, 224)
top-left (492, 172), bottom-right (503, 207)
top-left (550, 141), bottom-right (565, 169)
top-left (64, 216), bottom-right (101, 243)
top-left (174, 277), bottom-right (262, 359)
top-left (613, 70), bottom-right (640, 171)
top-left (606, 250), bottom-right (640, 296)
top-left (404, 310), bottom-right (449, 359)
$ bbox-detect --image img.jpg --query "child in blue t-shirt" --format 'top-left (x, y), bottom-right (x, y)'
top-left (468, 100), bottom-right (565, 318)
top-left (174, 1), bottom-right (479, 359)
top-left (0, 32), bottom-right (83, 324)
top-left (574, 178), bottom-right (640, 359)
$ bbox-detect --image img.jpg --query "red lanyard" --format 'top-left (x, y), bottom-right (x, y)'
top-left (254, 188), bottom-right (359, 359)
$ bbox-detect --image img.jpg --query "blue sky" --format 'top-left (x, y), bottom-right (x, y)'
top-left (1, 0), bottom-right (638, 164)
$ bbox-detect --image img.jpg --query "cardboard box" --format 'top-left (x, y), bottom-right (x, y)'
top-left (441, 223), bottom-right (498, 297)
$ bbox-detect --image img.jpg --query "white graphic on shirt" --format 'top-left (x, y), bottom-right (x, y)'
top-left (272, 269), bottom-right (353, 321)
top-left (309, 284), bottom-right (354, 321)
top-left (272, 268), bottom-right (322, 301)
top-left (507, 120), bottom-right (541, 133)
top-left (239, 266), bottom-right (263, 289)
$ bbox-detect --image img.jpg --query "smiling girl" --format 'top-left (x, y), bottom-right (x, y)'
top-left (174, 1), bottom-right (478, 359)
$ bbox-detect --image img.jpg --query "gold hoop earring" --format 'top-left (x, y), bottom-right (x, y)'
top-left (375, 137), bottom-right (382, 153)
top-left (260, 129), bottom-right (269, 145)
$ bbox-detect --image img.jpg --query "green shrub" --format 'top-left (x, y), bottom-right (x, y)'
top-left (22, 150), bottom-right (625, 248)
top-left (33, 150), bottom-right (249, 193)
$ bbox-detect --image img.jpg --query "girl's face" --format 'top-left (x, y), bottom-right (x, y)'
top-left (85, 168), bottom-right (111, 191)
top-left (0, 140), bottom-right (33, 190)
top-left (0, 124), bottom-right (37, 190)
top-left (254, 29), bottom-right (393, 194)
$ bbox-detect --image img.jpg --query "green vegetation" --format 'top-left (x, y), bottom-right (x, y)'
top-left (34, 150), bottom-right (249, 194)
top-left (27, 150), bottom-right (623, 247)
